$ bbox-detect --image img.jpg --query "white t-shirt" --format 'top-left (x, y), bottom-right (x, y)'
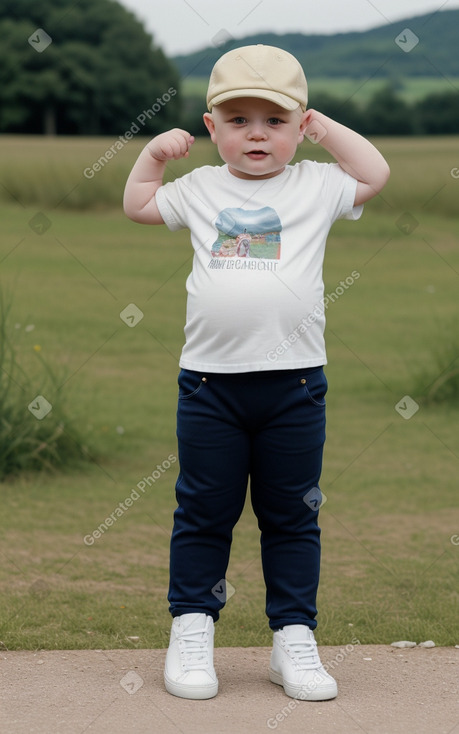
top-left (156, 160), bottom-right (362, 373)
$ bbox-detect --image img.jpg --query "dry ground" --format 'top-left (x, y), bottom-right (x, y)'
top-left (1, 645), bottom-right (458, 734)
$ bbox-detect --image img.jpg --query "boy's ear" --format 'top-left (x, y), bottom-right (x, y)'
top-left (298, 110), bottom-right (309, 142)
top-left (203, 112), bottom-right (217, 143)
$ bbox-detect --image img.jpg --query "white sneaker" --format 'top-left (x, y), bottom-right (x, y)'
top-left (164, 613), bottom-right (218, 699)
top-left (269, 624), bottom-right (338, 700)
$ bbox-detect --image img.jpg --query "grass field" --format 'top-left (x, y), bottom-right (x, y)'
top-left (0, 134), bottom-right (458, 651)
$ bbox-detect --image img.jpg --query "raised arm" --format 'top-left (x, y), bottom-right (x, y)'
top-left (123, 128), bottom-right (194, 224)
top-left (304, 110), bottom-right (390, 206)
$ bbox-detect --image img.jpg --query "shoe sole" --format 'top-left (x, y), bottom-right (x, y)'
top-left (164, 674), bottom-right (218, 700)
top-left (269, 668), bottom-right (338, 701)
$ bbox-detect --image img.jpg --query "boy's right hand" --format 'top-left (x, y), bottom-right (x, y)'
top-left (124, 129), bottom-right (194, 224)
top-left (147, 128), bottom-right (195, 162)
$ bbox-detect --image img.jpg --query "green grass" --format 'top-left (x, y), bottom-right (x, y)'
top-left (0, 136), bottom-right (458, 650)
top-left (0, 134), bottom-right (458, 217)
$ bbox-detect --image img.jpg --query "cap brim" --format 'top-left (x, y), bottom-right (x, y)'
top-left (207, 88), bottom-right (305, 111)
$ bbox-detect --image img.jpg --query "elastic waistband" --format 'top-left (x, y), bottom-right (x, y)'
top-left (182, 366), bottom-right (324, 377)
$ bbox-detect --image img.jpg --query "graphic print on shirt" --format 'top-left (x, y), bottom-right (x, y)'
top-left (210, 207), bottom-right (282, 260)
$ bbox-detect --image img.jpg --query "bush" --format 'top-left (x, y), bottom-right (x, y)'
top-left (409, 318), bottom-right (459, 404)
top-left (0, 290), bottom-right (95, 480)
top-left (309, 91), bottom-right (364, 133)
top-left (362, 84), bottom-right (414, 135)
top-left (415, 91), bottom-right (459, 134)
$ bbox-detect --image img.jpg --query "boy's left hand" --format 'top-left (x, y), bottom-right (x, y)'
top-left (302, 108), bottom-right (390, 204)
top-left (303, 109), bottom-right (328, 145)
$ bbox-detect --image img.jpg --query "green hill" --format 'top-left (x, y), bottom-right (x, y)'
top-left (172, 8), bottom-right (459, 80)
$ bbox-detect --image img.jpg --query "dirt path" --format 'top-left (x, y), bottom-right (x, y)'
top-left (1, 645), bottom-right (458, 733)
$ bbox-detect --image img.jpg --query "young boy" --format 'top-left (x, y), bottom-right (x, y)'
top-left (124, 44), bottom-right (390, 702)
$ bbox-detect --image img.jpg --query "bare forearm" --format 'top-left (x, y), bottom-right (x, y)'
top-left (123, 128), bottom-right (194, 224)
top-left (123, 146), bottom-right (166, 221)
top-left (305, 110), bottom-right (390, 202)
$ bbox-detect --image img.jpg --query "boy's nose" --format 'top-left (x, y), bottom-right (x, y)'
top-left (247, 125), bottom-right (268, 140)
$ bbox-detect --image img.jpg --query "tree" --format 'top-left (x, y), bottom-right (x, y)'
top-left (416, 91), bottom-right (459, 134)
top-left (308, 92), bottom-right (364, 135)
top-left (0, 0), bottom-right (181, 135)
top-left (362, 84), bottom-right (414, 135)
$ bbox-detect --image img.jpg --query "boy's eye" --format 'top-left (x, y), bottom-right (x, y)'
top-left (268, 118), bottom-right (283, 125)
top-left (232, 117), bottom-right (247, 125)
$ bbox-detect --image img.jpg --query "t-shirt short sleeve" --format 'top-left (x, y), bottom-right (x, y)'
top-left (155, 176), bottom-right (191, 231)
top-left (321, 162), bottom-right (363, 222)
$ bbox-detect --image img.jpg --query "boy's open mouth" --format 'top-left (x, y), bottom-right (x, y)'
top-left (246, 150), bottom-right (268, 159)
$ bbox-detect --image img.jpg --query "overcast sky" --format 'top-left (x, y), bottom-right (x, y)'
top-left (118, 0), bottom-right (459, 56)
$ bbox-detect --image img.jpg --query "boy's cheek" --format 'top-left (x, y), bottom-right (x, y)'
top-left (217, 139), bottom-right (236, 158)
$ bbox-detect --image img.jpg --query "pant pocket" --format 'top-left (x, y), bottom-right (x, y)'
top-left (299, 368), bottom-right (327, 407)
top-left (178, 369), bottom-right (208, 400)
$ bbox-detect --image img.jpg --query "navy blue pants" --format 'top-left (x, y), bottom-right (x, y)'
top-left (168, 366), bottom-right (327, 631)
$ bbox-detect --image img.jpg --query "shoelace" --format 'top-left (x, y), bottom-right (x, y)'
top-left (286, 639), bottom-right (321, 670)
top-left (178, 624), bottom-right (211, 670)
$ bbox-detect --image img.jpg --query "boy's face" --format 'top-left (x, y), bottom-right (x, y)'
top-left (203, 97), bottom-right (308, 180)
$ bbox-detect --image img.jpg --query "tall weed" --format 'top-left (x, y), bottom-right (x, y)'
top-left (0, 290), bottom-right (95, 480)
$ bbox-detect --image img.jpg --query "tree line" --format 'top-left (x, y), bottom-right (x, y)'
top-left (1, 0), bottom-right (457, 137)
top-left (182, 85), bottom-right (459, 137)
